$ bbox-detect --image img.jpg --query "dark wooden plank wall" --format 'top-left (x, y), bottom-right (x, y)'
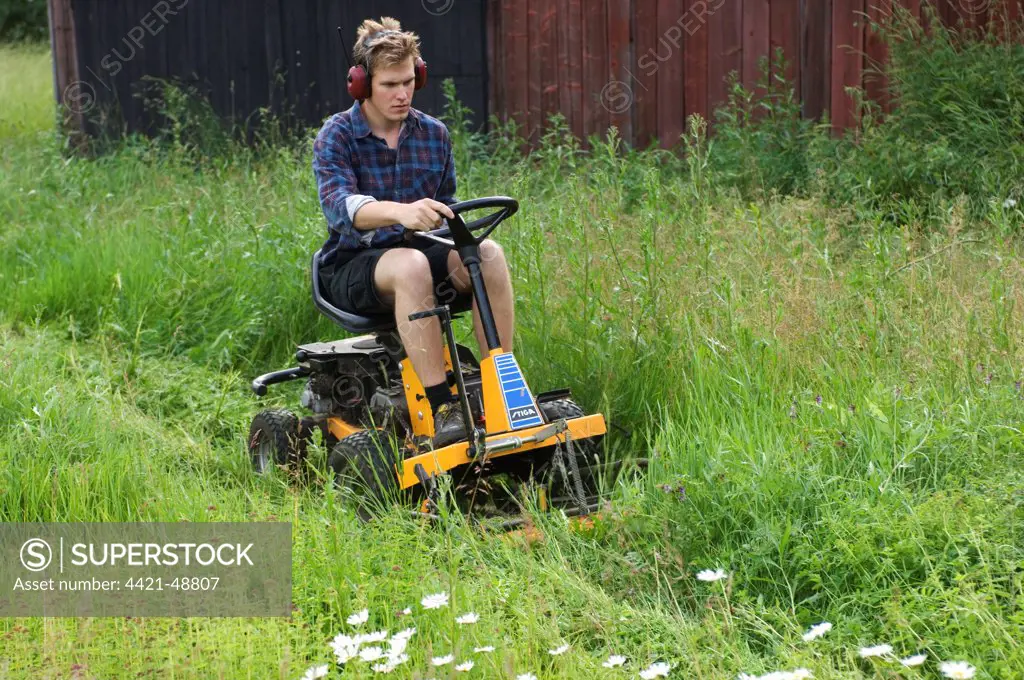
top-left (51, 0), bottom-right (1024, 145)
top-left (58, 0), bottom-right (488, 138)
top-left (489, 0), bottom-right (1024, 148)
top-left (48, 0), bottom-right (82, 132)
top-left (831, 0), bottom-right (864, 132)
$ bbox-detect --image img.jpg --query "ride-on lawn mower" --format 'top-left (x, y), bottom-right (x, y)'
top-left (247, 197), bottom-right (638, 525)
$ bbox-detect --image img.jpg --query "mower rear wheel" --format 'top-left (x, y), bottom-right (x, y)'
top-left (540, 398), bottom-right (586, 423)
top-left (248, 409), bottom-right (305, 473)
top-left (328, 430), bottom-right (402, 520)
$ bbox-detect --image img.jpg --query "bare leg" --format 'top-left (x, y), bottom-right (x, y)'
top-left (374, 248), bottom-right (446, 387)
top-left (446, 239), bottom-right (515, 356)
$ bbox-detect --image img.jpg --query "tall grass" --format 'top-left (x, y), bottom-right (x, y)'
top-left (702, 8), bottom-right (1024, 230)
top-left (0, 42), bottom-right (52, 138)
top-left (1, 29), bottom-right (1023, 679)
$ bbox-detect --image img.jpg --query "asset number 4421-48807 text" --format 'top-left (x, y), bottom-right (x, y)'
top-left (125, 577), bottom-right (220, 591)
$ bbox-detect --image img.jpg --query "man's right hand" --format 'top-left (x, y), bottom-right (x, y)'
top-left (393, 199), bottom-right (456, 232)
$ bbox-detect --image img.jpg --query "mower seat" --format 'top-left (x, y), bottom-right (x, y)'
top-left (312, 249), bottom-right (473, 334)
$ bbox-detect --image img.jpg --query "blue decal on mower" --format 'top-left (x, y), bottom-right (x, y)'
top-left (493, 353), bottom-right (544, 429)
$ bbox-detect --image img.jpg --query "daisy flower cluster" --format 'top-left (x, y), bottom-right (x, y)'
top-left (330, 625), bottom-right (415, 674)
top-left (302, 592), bottom-right (677, 679)
top-left (731, 610), bottom-right (977, 678)
top-left (300, 576), bottom-right (979, 680)
top-left (300, 593), bottom-right (506, 678)
top-left (857, 642), bottom-right (975, 677)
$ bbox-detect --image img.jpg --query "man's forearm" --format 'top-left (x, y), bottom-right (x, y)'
top-left (352, 201), bottom-right (404, 231)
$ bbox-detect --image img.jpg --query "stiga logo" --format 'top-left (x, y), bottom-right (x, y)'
top-left (510, 406), bottom-right (539, 421)
top-left (20, 539), bottom-right (52, 572)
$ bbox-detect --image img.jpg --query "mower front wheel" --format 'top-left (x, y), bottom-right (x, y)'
top-left (328, 430), bottom-right (402, 521)
top-left (248, 409), bottom-right (306, 473)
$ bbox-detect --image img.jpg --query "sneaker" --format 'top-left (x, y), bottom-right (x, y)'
top-left (432, 400), bottom-right (468, 449)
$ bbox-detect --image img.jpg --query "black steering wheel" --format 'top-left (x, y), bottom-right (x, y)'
top-left (411, 196), bottom-right (519, 248)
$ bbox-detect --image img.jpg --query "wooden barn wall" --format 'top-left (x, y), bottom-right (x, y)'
top-left (488, 0), bottom-right (1024, 148)
top-left (55, 0), bottom-right (488, 138)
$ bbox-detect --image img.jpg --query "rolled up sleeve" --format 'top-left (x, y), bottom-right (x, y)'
top-left (345, 195), bottom-right (378, 245)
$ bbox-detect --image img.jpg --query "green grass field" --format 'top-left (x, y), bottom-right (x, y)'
top-left (1, 41), bottom-right (1022, 679)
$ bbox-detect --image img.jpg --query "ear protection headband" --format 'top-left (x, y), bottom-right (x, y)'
top-left (346, 29), bottom-right (427, 101)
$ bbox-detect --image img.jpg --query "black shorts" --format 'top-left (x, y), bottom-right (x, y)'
top-left (320, 238), bottom-right (470, 317)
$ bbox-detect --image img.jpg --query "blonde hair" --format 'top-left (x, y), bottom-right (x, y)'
top-left (353, 17), bottom-right (421, 74)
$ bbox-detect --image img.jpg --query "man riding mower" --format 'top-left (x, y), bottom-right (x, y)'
top-left (245, 18), bottom-right (639, 523)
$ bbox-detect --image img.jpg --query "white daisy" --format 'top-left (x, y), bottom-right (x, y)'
top-left (791, 670), bottom-right (813, 680)
top-left (859, 644), bottom-right (893, 658)
top-left (456, 612), bottom-right (480, 625)
top-left (696, 568), bottom-right (728, 582)
top-left (602, 654), bottom-right (627, 668)
top-left (1004, 198), bottom-right (1017, 209)
top-left (940, 661), bottom-right (976, 679)
top-left (358, 646), bottom-right (384, 662)
top-left (421, 592), bottom-right (450, 609)
top-left (801, 622), bottom-right (832, 641)
top-left (401, 607), bottom-right (412, 615)
top-left (332, 646), bottom-right (358, 664)
top-left (300, 665), bottom-right (329, 680)
top-left (474, 646), bottom-right (495, 653)
top-left (432, 654), bottom-right (455, 667)
top-left (347, 608), bottom-right (369, 626)
top-left (371, 661), bottom-right (395, 674)
top-left (516, 674), bottom-right (538, 680)
top-left (387, 636), bottom-right (408, 657)
top-left (900, 654), bottom-right (927, 667)
top-left (330, 637), bottom-right (359, 664)
top-left (548, 644), bottom-right (570, 656)
top-left (455, 661), bottom-right (475, 672)
top-left (392, 627), bottom-right (416, 641)
top-left (356, 630), bottom-right (389, 645)
top-left (386, 653), bottom-right (409, 666)
top-left (640, 661), bottom-right (672, 679)
top-left (330, 633), bottom-right (356, 649)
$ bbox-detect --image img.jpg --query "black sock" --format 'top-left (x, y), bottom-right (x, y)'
top-left (424, 382), bottom-right (453, 413)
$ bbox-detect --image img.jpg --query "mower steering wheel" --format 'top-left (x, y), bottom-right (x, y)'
top-left (412, 196), bottom-right (519, 248)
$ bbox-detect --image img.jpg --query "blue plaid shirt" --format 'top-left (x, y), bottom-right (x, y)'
top-left (312, 101), bottom-right (457, 268)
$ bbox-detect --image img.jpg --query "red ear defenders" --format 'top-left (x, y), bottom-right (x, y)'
top-left (346, 30), bottom-right (427, 101)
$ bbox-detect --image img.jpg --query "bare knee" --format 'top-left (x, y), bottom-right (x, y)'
top-left (479, 239), bottom-right (509, 285)
top-left (376, 249), bottom-right (432, 301)
top-left (479, 239), bottom-right (506, 266)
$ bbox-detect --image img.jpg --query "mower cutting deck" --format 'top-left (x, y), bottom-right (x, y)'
top-left (247, 196), bottom-right (643, 525)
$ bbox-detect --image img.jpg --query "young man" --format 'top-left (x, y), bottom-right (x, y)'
top-left (313, 17), bottom-right (516, 448)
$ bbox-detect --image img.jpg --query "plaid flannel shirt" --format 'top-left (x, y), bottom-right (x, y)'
top-left (312, 101), bottom-right (457, 269)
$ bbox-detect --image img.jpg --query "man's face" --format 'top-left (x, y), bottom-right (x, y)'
top-left (368, 57), bottom-right (416, 122)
